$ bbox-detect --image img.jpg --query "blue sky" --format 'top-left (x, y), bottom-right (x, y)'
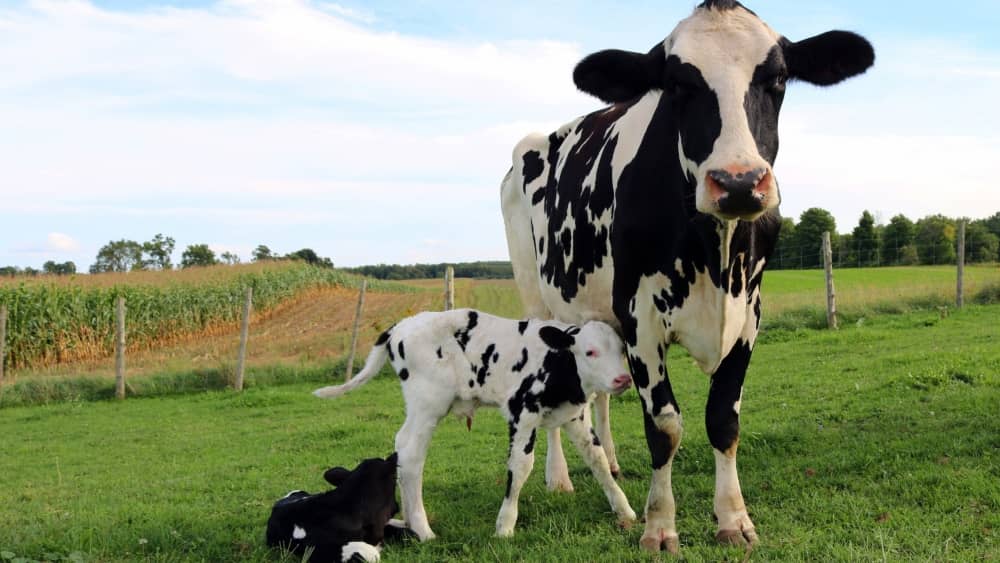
top-left (2, 0), bottom-right (999, 270)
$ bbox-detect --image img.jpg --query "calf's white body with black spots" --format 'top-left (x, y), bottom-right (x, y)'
top-left (314, 309), bottom-right (636, 540)
top-left (501, 0), bottom-right (874, 553)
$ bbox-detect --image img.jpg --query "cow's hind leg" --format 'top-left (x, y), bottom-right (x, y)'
top-left (562, 408), bottom-right (635, 526)
top-left (592, 391), bottom-right (621, 478)
top-left (706, 340), bottom-right (758, 546)
top-left (496, 422), bottom-right (538, 536)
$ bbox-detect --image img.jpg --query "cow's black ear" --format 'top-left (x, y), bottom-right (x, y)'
top-left (539, 326), bottom-right (575, 350)
top-left (783, 31), bottom-right (874, 86)
top-left (323, 467), bottom-right (351, 486)
top-left (573, 44), bottom-right (666, 104)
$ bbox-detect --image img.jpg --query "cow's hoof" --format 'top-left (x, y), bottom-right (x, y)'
top-left (495, 527), bottom-right (515, 538)
top-left (640, 531), bottom-right (679, 555)
top-left (617, 512), bottom-right (637, 530)
top-left (716, 527), bottom-right (757, 546)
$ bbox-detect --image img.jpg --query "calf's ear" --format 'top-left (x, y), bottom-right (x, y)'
top-left (323, 467), bottom-right (351, 486)
top-left (573, 44), bottom-right (665, 104)
top-left (783, 30), bottom-right (874, 86)
top-left (539, 326), bottom-right (575, 350)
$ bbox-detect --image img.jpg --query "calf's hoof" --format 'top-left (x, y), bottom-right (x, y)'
top-left (546, 478), bottom-right (574, 493)
top-left (639, 530), bottom-right (679, 555)
top-left (716, 527), bottom-right (758, 546)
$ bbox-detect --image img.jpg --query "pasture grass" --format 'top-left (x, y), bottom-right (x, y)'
top-left (1, 305), bottom-right (997, 562)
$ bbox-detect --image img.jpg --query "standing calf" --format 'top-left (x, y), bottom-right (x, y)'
top-left (314, 309), bottom-right (637, 539)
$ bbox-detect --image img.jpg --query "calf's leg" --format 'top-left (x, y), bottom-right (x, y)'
top-left (592, 391), bottom-right (621, 478)
top-left (544, 427), bottom-right (574, 492)
top-left (562, 409), bottom-right (636, 526)
top-left (395, 412), bottom-right (442, 541)
top-left (496, 424), bottom-right (538, 537)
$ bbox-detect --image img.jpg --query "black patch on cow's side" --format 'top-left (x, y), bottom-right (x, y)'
top-left (387, 342), bottom-right (396, 362)
top-left (512, 348), bottom-right (529, 372)
top-left (469, 379), bottom-right (474, 388)
top-left (505, 470), bottom-right (513, 498)
top-left (538, 236), bottom-right (545, 255)
top-left (398, 341), bottom-right (406, 361)
top-left (436, 347), bottom-right (443, 359)
top-left (706, 340), bottom-right (752, 452)
top-left (590, 427), bottom-right (602, 447)
top-left (454, 311), bottom-right (479, 351)
top-left (477, 344), bottom-right (496, 386)
top-left (518, 320), bottom-right (529, 335)
top-left (524, 429), bottom-right (537, 455)
top-left (531, 188), bottom-right (546, 206)
top-left (539, 326), bottom-right (575, 350)
top-left (398, 368), bottom-right (409, 381)
top-left (522, 150), bottom-right (545, 185)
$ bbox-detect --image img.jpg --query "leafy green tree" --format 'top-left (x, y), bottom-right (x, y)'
top-left (914, 215), bottom-right (956, 265)
top-left (220, 251), bottom-right (241, 265)
top-left (770, 217), bottom-right (797, 269)
top-left (143, 234), bottom-right (175, 270)
top-left (0, 266), bottom-right (20, 277)
top-left (43, 261), bottom-right (76, 275)
top-left (793, 208), bottom-right (837, 268)
top-left (881, 214), bottom-right (915, 265)
top-left (252, 245), bottom-right (274, 262)
top-left (973, 212), bottom-right (1000, 261)
top-left (181, 244), bottom-right (218, 268)
top-left (964, 222), bottom-right (999, 263)
top-left (851, 210), bottom-right (879, 266)
top-left (287, 248), bottom-right (333, 268)
top-left (90, 239), bottom-right (144, 273)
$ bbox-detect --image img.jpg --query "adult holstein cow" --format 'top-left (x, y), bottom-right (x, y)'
top-left (500, 0), bottom-right (873, 553)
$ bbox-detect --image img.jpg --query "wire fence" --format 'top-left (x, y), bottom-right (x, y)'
top-left (771, 239), bottom-right (997, 270)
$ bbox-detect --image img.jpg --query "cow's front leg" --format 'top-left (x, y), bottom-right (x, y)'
top-left (562, 408), bottom-right (635, 527)
top-left (632, 340), bottom-right (682, 554)
top-left (544, 427), bottom-right (574, 492)
top-left (496, 423), bottom-right (538, 537)
top-left (592, 391), bottom-right (621, 478)
top-left (706, 339), bottom-right (758, 546)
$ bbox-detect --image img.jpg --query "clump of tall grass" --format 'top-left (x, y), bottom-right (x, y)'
top-left (0, 262), bottom-right (414, 370)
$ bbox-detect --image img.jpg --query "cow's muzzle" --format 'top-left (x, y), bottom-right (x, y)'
top-left (706, 167), bottom-right (771, 219)
top-left (611, 374), bottom-right (632, 395)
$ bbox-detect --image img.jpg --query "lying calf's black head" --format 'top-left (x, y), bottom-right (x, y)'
top-left (266, 453), bottom-right (408, 563)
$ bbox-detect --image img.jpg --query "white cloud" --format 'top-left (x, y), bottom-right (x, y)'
top-left (46, 232), bottom-right (82, 252)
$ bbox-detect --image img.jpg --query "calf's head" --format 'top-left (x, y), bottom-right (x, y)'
top-left (572, 0), bottom-right (874, 221)
top-left (540, 322), bottom-right (631, 395)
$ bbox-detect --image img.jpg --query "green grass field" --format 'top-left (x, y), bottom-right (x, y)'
top-left (2, 303), bottom-right (997, 562)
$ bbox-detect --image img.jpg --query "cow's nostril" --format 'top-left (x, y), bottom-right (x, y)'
top-left (707, 167), bottom-right (770, 217)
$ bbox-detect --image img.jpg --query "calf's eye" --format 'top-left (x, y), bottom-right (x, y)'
top-left (586, 350), bottom-right (597, 357)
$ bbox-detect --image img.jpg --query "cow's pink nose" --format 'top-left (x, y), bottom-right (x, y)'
top-left (706, 166), bottom-right (771, 217)
top-left (612, 374), bottom-right (632, 389)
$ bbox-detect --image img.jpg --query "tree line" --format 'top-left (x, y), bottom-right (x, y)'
top-left (771, 210), bottom-right (1000, 269)
top-left (3, 210), bottom-right (997, 278)
top-left (0, 236), bottom-right (335, 277)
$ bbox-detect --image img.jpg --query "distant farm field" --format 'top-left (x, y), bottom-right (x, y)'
top-left (1, 304), bottom-right (997, 561)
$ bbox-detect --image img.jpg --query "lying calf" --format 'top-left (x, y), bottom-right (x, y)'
top-left (266, 453), bottom-right (410, 563)
top-left (314, 309), bottom-right (636, 540)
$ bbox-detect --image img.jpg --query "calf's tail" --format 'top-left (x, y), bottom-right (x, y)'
top-left (313, 337), bottom-right (391, 399)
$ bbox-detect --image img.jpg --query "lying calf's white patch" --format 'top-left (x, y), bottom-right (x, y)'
top-left (342, 541), bottom-right (381, 562)
top-left (292, 525), bottom-right (307, 539)
top-left (280, 490), bottom-right (304, 499)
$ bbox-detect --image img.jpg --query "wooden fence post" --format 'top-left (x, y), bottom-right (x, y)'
top-left (822, 231), bottom-right (838, 330)
top-left (0, 305), bottom-right (7, 386)
top-left (115, 296), bottom-right (126, 399)
top-left (345, 280), bottom-right (367, 382)
top-left (956, 221), bottom-right (965, 308)
top-left (234, 287), bottom-right (253, 391)
top-left (444, 266), bottom-right (455, 311)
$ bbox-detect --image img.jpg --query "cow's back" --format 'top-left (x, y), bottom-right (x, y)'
top-left (501, 93), bottom-right (661, 327)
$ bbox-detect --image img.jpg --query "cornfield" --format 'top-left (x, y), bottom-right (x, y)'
top-left (0, 262), bottom-right (413, 370)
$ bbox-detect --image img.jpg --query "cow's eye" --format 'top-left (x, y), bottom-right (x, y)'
top-left (586, 350), bottom-right (597, 357)
top-left (768, 73), bottom-right (788, 93)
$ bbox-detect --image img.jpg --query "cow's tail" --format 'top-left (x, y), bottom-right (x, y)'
top-left (313, 333), bottom-right (392, 399)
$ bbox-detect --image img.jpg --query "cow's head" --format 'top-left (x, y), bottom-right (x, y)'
top-left (572, 0), bottom-right (874, 222)
top-left (541, 322), bottom-right (632, 395)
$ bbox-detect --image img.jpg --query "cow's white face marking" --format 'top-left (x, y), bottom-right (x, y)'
top-left (292, 525), bottom-right (307, 539)
top-left (667, 7), bottom-right (782, 220)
